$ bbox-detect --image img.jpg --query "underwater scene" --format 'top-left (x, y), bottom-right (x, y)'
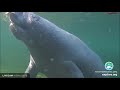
top-left (0, 12), bottom-right (119, 78)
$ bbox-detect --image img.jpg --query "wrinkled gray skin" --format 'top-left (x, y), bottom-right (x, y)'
top-left (9, 12), bottom-right (105, 78)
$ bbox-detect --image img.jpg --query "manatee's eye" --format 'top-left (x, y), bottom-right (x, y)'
top-left (32, 15), bottom-right (40, 22)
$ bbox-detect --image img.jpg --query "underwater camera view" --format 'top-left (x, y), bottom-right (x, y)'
top-left (0, 12), bottom-right (119, 78)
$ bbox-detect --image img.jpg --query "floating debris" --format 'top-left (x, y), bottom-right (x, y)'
top-left (79, 19), bottom-right (86, 22)
top-left (50, 58), bottom-right (54, 62)
top-left (87, 41), bottom-right (92, 45)
top-left (108, 28), bottom-right (112, 33)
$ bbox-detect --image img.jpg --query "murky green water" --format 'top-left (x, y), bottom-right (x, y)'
top-left (0, 12), bottom-right (120, 78)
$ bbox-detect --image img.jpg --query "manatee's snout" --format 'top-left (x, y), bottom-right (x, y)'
top-left (9, 12), bottom-right (35, 29)
top-left (9, 12), bottom-right (24, 26)
top-left (9, 12), bottom-right (36, 46)
top-left (9, 12), bottom-right (30, 41)
top-left (9, 12), bottom-right (25, 34)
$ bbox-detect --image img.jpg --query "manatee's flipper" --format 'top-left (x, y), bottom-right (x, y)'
top-left (75, 55), bottom-right (105, 78)
top-left (62, 61), bottom-right (84, 78)
top-left (45, 61), bottom-right (84, 78)
top-left (25, 55), bottom-right (39, 78)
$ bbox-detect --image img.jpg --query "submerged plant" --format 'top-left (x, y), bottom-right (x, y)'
top-left (0, 12), bottom-right (10, 23)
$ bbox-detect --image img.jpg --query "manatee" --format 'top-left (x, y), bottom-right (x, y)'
top-left (9, 12), bottom-right (105, 78)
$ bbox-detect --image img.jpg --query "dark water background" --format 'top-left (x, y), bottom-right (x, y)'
top-left (0, 12), bottom-right (119, 78)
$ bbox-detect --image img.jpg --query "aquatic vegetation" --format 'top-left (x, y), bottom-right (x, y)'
top-left (0, 12), bottom-right (10, 23)
top-left (36, 73), bottom-right (47, 78)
